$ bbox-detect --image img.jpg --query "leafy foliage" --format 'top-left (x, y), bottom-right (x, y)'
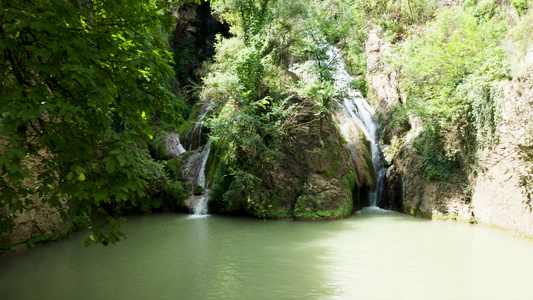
top-left (212, 0), bottom-right (276, 45)
top-left (204, 0), bottom-right (376, 213)
top-left (505, 9), bottom-right (533, 77)
top-left (0, 0), bottom-right (184, 245)
top-left (205, 49), bottom-right (293, 215)
top-left (413, 122), bottom-right (460, 182)
top-left (512, 0), bottom-right (529, 16)
top-left (395, 8), bottom-right (507, 116)
top-left (203, 0), bottom-right (303, 215)
top-left (389, 5), bottom-right (510, 181)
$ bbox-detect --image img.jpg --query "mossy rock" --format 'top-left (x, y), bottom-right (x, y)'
top-left (207, 97), bottom-right (361, 220)
top-left (355, 130), bottom-right (377, 191)
top-left (148, 129), bottom-right (168, 160)
top-left (193, 185), bottom-right (205, 195)
top-left (165, 151), bottom-right (196, 181)
top-left (293, 193), bottom-right (353, 219)
top-left (177, 102), bottom-right (204, 137)
top-left (294, 194), bottom-right (324, 218)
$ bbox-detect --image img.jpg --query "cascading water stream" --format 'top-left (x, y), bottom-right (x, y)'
top-left (192, 142), bottom-right (211, 216)
top-left (326, 46), bottom-right (388, 207)
top-left (183, 104), bottom-right (212, 217)
top-left (290, 34), bottom-right (387, 207)
top-left (186, 105), bottom-right (210, 151)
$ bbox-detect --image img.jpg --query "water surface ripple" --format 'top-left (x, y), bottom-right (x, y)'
top-left (1, 211), bottom-right (533, 299)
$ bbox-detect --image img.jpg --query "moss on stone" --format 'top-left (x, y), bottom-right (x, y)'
top-left (404, 202), bottom-right (433, 219)
top-left (342, 169), bottom-right (357, 202)
top-left (206, 142), bottom-right (224, 185)
top-left (177, 102), bottom-right (204, 138)
top-left (165, 151), bottom-right (196, 181)
top-left (207, 98), bottom-right (363, 221)
top-left (358, 131), bottom-right (377, 189)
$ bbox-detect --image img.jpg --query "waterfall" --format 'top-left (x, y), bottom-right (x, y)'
top-left (326, 46), bottom-right (388, 207)
top-left (197, 142), bottom-right (210, 188)
top-left (182, 105), bottom-right (212, 217)
top-left (192, 142), bottom-right (211, 216)
top-left (185, 105), bottom-right (211, 151)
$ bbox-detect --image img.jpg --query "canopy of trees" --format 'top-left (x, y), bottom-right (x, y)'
top-left (0, 0), bottom-right (186, 245)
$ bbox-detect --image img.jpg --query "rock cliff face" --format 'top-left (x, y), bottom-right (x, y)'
top-left (0, 149), bottom-right (70, 247)
top-left (369, 31), bottom-right (533, 236)
top-left (0, 199), bottom-right (69, 247)
top-left (171, 3), bottom-right (228, 85)
top-left (366, 31), bottom-right (401, 126)
top-left (387, 140), bottom-right (474, 221)
top-left (366, 30), bottom-right (472, 218)
top-left (471, 55), bottom-right (533, 236)
top-left (332, 110), bottom-right (376, 194)
top-left (264, 98), bottom-right (363, 219)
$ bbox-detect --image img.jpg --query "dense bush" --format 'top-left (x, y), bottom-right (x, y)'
top-left (413, 122), bottom-right (461, 182)
top-left (388, 5), bottom-right (510, 181)
top-left (201, 0), bottom-right (300, 215)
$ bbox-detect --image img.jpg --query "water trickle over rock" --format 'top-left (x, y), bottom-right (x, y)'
top-left (181, 105), bottom-right (211, 216)
top-left (326, 45), bottom-right (388, 207)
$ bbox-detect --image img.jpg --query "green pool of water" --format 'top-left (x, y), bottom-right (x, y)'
top-left (1, 208), bottom-right (533, 299)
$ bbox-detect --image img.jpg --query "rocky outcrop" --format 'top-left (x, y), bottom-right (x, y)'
top-left (0, 149), bottom-right (70, 247)
top-left (165, 132), bottom-right (187, 159)
top-left (471, 54), bottom-right (533, 236)
top-left (370, 30), bottom-right (533, 236)
top-left (171, 3), bottom-right (228, 85)
top-left (262, 99), bottom-right (361, 219)
top-left (365, 29), bottom-right (466, 216)
top-left (0, 199), bottom-right (69, 247)
top-left (209, 98), bottom-right (364, 219)
top-left (333, 110), bottom-right (376, 191)
top-left (366, 31), bottom-right (406, 142)
top-left (387, 140), bottom-right (474, 221)
top-left (367, 30), bottom-right (477, 221)
top-left (366, 31), bottom-right (401, 111)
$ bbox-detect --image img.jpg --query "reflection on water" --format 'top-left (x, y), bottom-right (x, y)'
top-left (1, 210), bottom-right (533, 299)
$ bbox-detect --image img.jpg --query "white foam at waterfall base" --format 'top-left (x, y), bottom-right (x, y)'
top-left (357, 206), bottom-right (393, 214)
top-left (190, 195), bottom-right (209, 218)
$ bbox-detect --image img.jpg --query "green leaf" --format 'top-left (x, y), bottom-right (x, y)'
top-left (75, 166), bottom-right (86, 174)
top-left (117, 154), bottom-right (126, 167)
top-left (106, 160), bottom-right (116, 174)
top-left (0, 0), bottom-right (183, 246)
top-left (78, 173), bottom-right (86, 181)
